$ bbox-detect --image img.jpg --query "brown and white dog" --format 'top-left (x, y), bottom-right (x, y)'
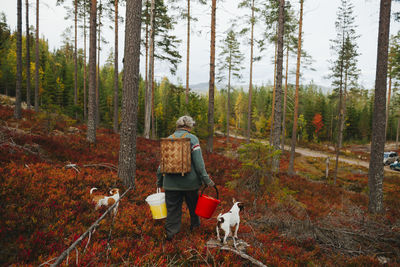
top-left (90, 187), bottom-right (120, 215)
top-left (216, 199), bottom-right (244, 247)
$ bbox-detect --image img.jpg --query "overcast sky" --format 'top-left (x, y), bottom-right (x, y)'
top-left (2, 0), bottom-right (400, 91)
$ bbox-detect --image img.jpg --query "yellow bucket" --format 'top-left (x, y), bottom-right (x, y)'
top-left (145, 189), bottom-right (167, 219)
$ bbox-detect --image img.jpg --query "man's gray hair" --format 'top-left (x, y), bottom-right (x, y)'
top-left (176, 115), bottom-right (195, 129)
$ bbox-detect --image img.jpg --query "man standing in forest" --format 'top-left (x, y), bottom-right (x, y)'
top-left (157, 115), bottom-right (215, 241)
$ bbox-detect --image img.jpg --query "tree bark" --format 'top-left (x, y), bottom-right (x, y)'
top-left (15, 0), bottom-right (22, 119)
top-left (96, 1), bottom-right (101, 126)
top-left (118, 0), bottom-right (142, 187)
top-left (144, 0), bottom-right (149, 126)
top-left (270, 33), bottom-right (278, 143)
top-left (34, 0), bottom-right (39, 112)
top-left (83, 4), bottom-right (87, 120)
top-left (151, 44), bottom-right (156, 139)
top-left (396, 116), bottom-right (400, 149)
top-left (226, 56), bottom-right (232, 144)
top-left (288, 0), bottom-right (303, 175)
top-left (272, 0), bottom-right (285, 171)
top-left (281, 43), bottom-right (289, 151)
top-left (207, 0), bottom-right (216, 153)
top-left (74, 0), bottom-right (78, 119)
top-left (87, 0), bottom-right (97, 143)
top-left (26, 0), bottom-right (31, 110)
top-left (246, 0), bottom-right (255, 143)
top-left (185, 0), bottom-right (190, 105)
top-left (368, 0), bottom-right (391, 214)
top-left (385, 70), bottom-right (392, 137)
top-left (333, 25), bottom-right (347, 184)
top-left (113, 0), bottom-right (119, 133)
top-left (144, 0), bottom-right (155, 139)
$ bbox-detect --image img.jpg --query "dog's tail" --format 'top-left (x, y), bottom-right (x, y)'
top-left (90, 187), bottom-right (98, 195)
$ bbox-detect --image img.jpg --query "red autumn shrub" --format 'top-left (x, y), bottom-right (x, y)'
top-left (1, 104), bottom-right (399, 266)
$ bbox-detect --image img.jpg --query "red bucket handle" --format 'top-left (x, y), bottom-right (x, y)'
top-left (200, 185), bottom-right (219, 200)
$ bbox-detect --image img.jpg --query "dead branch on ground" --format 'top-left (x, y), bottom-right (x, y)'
top-left (49, 186), bottom-right (133, 267)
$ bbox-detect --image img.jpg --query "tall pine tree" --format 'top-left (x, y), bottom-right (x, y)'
top-left (217, 29), bottom-right (244, 144)
top-left (330, 0), bottom-right (360, 183)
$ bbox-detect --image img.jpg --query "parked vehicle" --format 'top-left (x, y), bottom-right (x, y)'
top-left (390, 161), bottom-right (400, 171)
top-left (384, 151), bottom-right (398, 165)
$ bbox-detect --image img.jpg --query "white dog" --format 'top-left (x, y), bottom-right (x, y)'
top-left (90, 187), bottom-right (120, 216)
top-left (216, 199), bottom-right (244, 246)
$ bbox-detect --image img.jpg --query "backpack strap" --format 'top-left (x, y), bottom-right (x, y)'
top-left (170, 132), bottom-right (189, 139)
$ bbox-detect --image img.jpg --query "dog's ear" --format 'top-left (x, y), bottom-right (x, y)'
top-left (238, 202), bottom-right (244, 211)
top-left (232, 198), bottom-right (236, 204)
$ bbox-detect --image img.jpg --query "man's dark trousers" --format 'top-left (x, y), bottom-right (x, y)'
top-left (165, 190), bottom-right (200, 238)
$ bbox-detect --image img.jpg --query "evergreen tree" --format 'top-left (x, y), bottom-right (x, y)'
top-left (330, 0), bottom-right (360, 183)
top-left (142, 0), bottom-right (182, 138)
top-left (207, 0), bottom-right (217, 152)
top-left (237, 0), bottom-right (263, 142)
top-left (288, 0), bottom-right (304, 175)
top-left (217, 29), bottom-right (244, 144)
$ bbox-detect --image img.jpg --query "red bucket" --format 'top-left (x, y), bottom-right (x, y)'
top-left (195, 186), bottom-right (220, 219)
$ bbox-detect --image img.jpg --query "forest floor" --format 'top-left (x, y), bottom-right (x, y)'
top-left (1, 104), bottom-right (400, 266)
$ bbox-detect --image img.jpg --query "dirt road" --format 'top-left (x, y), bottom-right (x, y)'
top-left (215, 131), bottom-right (398, 174)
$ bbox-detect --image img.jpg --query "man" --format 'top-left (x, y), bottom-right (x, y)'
top-left (157, 115), bottom-right (215, 241)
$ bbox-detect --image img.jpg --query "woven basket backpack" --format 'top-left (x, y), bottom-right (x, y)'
top-left (160, 133), bottom-right (191, 176)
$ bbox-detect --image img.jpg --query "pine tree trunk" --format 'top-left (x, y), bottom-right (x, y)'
top-left (96, 1), bottom-right (101, 126)
top-left (83, 6), bottom-right (87, 120)
top-left (34, 0), bottom-right (39, 112)
top-left (144, 0), bottom-right (149, 123)
top-left (396, 116), bottom-right (399, 149)
top-left (272, 0), bottom-right (285, 171)
top-left (247, 0), bottom-right (254, 143)
top-left (26, 0), bottom-right (31, 110)
top-left (333, 31), bottom-right (346, 184)
top-left (113, 0), bottom-right (119, 133)
top-left (368, 0), bottom-right (391, 214)
top-left (270, 34), bottom-right (278, 143)
top-left (74, 0), bottom-right (78, 119)
top-left (385, 71), bottom-right (392, 137)
top-left (227, 60), bottom-right (231, 144)
top-left (118, 0), bottom-right (142, 187)
top-left (87, 0), bottom-right (97, 143)
top-left (288, 0), bottom-right (303, 175)
top-left (185, 0), bottom-right (190, 105)
top-left (207, 0), bottom-right (216, 153)
top-left (15, 0), bottom-right (22, 119)
top-left (151, 47), bottom-right (156, 139)
top-left (281, 44), bottom-right (289, 151)
top-left (144, 0), bottom-right (155, 139)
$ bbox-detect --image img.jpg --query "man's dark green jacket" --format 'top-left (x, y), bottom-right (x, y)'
top-left (156, 129), bottom-right (213, 191)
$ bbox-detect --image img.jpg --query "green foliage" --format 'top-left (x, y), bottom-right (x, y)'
top-left (237, 142), bottom-right (281, 190)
